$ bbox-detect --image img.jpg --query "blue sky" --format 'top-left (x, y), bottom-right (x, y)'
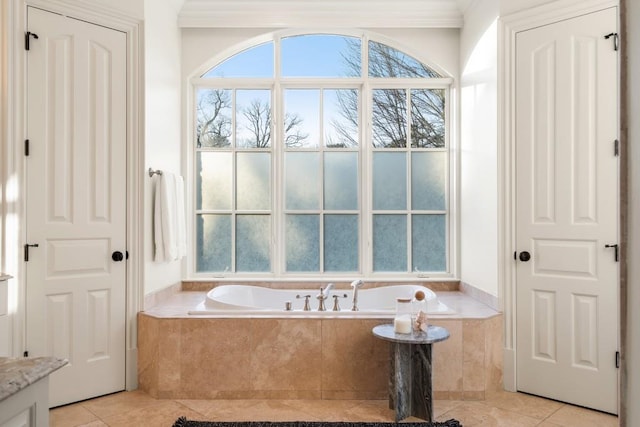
top-left (205, 35), bottom-right (361, 78)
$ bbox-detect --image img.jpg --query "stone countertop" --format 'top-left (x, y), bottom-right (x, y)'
top-left (0, 274), bottom-right (11, 281)
top-left (0, 357), bottom-right (67, 402)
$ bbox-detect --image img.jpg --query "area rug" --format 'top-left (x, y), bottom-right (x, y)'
top-left (172, 419), bottom-right (462, 427)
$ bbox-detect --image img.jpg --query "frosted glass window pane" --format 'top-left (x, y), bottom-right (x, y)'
top-left (368, 41), bottom-right (442, 78)
top-left (237, 153), bottom-right (271, 210)
top-left (412, 215), bottom-right (446, 272)
top-left (196, 89), bottom-right (232, 148)
top-left (324, 89), bottom-right (359, 148)
top-left (324, 152), bottom-right (358, 210)
top-left (203, 42), bottom-right (274, 78)
top-left (411, 89), bottom-right (445, 148)
top-left (284, 89), bottom-right (318, 148)
top-left (236, 90), bottom-right (271, 148)
top-left (196, 152), bottom-right (232, 210)
top-left (285, 152), bottom-right (320, 210)
top-left (286, 215), bottom-right (320, 272)
top-left (236, 215), bottom-right (271, 272)
top-left (412, 152), bottom-right (446, 210)
top-left (324, 215), bottom-right (358, 272)
top-left (282, 35), bottom-right (360, 77)
top-left (373, 215), bottom-right (407, 272)
top-left (372, 89), bottom-right (407, 148)
top-left (196, 214), bottom-right (231, 272)
top-left (373, 152), bottom-right (406, 210)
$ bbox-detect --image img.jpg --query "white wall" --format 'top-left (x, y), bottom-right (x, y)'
top-left (625, 0), bottom-right (640, 423)
top-left (459, 0), bottom-right (499, 297)
top-left (143, 0), bottom-right (185, 296)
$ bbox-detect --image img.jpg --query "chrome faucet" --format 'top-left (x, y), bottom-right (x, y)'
top-left (317, 283), bottom-right (335, 311)
top-left (350, 279), bottom-right (364, 311)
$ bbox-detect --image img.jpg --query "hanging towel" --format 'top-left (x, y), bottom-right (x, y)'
top-left (154, 171), bottom-right (186, 262)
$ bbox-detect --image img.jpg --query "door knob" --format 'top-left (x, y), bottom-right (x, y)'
top-left (519, 251), bottom-right (531, 262)
top-left (112, 251), bottom-right (124, 262)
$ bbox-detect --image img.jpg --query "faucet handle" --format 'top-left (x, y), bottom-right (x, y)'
top-left (332, 293), bottom-right (348, 311)
top-left (296, 294), bottom-right (312, 311)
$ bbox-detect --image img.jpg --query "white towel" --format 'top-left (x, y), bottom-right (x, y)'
top-left (154, 171), bottom-right (187, 262)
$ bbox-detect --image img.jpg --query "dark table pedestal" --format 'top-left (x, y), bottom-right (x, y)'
top-left (373, 324), bottom-right (450, 422)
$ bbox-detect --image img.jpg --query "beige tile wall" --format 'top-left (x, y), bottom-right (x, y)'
top-left (138, 313), bottom-right (502, 400)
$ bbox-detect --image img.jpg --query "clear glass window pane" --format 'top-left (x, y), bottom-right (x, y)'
top-left (236, 215), bottom-right (271, 272)
top-left (237, 153), bottom-right (271, 210)
top-left (324, 89), bottom-right (359, 148)
top-left (284, 89), bottom-right (318, 148)
top-left (236, 90), bottom-right (272, 148)
top-left (203, 42), bottom-right (274, 78)
top-left (373, 214), bottom-right (407, 272)
top-left (196, 89), bottom-right (232, 148)
top-left (372, 89), bottom-right (407, 148)
top-left (412, 214), bottom-right (446, 272)
top-left (197, 152), bottom-right (232, 210)
top-left (373, 152), bottom-right (406, 210)
top-left (282, 35), bottom-right (361, 77)
top-left (324, 214), bottom-right (358, 272)
top-left (285, 152), bottom-right (320, 210)
top-left (411, 89), bottom-right (445, 148)
top-left (368, 41), bottom-right (442, 78)
top-left (411, 152), bottom-right (446, 211)
top-left (324, 152), bottom-right (358, 211)
top-left (196, 214), bottom-right (232, 272)
top-left (286, 214), bottom-right (320, 272)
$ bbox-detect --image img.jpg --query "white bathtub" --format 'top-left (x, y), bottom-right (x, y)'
top-left (189, 284), bottom-right (452, 317)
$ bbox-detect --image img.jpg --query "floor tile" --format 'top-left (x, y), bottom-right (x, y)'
top-left (177, 399), bottom-right (319, 422)
top-left (544, 404), bottom-right (618, 427)
top-left (79, 390), bottom-right (162, 419)
top-left (49, 404), bottom-right (101, 427)
top-left (483, 391), bottom-right (563, 420)
top-left (436, 401), bottom-right (540, 427)
top-left (99, 400), bottom-right (205, 427)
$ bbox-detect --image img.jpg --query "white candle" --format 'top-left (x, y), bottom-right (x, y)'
top-left (394, 315), bottom-right (412, 334)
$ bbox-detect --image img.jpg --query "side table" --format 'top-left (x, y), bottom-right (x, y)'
top-left (372, 323), bottom-right (450, 422)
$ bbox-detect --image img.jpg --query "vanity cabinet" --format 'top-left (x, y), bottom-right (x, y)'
top-left (0, 357), bottom-right (67, 427)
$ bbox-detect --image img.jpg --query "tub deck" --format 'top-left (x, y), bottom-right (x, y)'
top-left (138, 288), bottom-right (502, 401)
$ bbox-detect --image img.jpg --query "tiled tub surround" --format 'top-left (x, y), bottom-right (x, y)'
top-left (138, 283), bottom-right (502, 401)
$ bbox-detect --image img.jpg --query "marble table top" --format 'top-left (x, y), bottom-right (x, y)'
top-left (372, 323), bottom-right (450, 344)
top-left (0, 357), bottom-right (67, 402)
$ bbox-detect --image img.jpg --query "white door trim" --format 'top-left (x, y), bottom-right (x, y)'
top-left (499, 0), bottom-right (620, 393)
top-left (5, 0), bottom-right (143, 391)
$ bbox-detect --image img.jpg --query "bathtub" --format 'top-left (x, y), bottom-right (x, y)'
top-left (189, 284), bottom-right (452, 316)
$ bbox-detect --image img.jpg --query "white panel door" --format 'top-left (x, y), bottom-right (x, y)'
top-left (515, 7), bottom-right (619, 414)
top-left (25, 7), bottom-right (127, 407)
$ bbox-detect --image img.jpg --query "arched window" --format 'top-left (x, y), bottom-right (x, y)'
top-left (193, 33), bottom-right (450, 277)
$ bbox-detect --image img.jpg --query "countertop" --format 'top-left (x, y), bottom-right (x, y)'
top-left (0, 274), bottom-right (11, 281)
top-left (0, 357), bottom-right (67, 402)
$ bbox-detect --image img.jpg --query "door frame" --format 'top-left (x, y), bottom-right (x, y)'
top-left (3, 0), bottom-right (143, 391)
top-left (499, 0), bottom-right (621, 400)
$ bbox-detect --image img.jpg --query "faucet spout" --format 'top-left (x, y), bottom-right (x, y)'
top-left (350, 279), bottom-right (364, 311)
top-left (317, 283), bottom-right (335, 311)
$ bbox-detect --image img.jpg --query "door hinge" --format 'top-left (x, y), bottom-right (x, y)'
top-left (614, 139), bottom-right (619, 156)
top-left (23, 351), bottom-right (29, 357)
top-left (24, 243), bottom-right (39, 262)
top-left (25, 139), bottom-right (30, 156)
top-left (25, 31), bottom-right (39, 51)
top-left (616, 351), bottom-right (620, 369)
top-left (605, 243), bottom-right (619, 262)
top-left (604, 32), bottom-right (619, 51)
top-left (513, 251), bottom-right (517, 260)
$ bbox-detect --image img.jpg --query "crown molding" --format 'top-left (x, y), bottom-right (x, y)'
top-left (178, 0), bottom-right (464, 28)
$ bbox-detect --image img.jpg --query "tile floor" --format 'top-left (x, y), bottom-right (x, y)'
top-left (49, 390), bottom-right (618, 427)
